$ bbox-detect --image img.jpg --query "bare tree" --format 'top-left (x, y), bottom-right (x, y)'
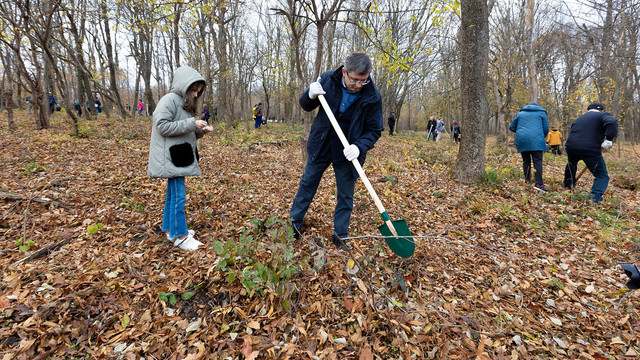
top-left (525, 0), bottom-right (538, 102)
top-left (454, 0), bottom-right (490, 184)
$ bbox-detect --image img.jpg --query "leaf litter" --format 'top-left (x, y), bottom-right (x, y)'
top-left (0, 115), bottom-right (639, 358)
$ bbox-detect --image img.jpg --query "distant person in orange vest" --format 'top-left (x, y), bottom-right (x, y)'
top-left (546, 128), bottom-right (563, 155)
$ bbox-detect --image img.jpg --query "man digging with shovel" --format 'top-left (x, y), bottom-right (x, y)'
top-left (290, 53), bottom-right (383, 251)
top-left (563, 102), bottom-right (618, 203)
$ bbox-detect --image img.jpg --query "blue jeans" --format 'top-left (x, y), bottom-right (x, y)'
top-left (290, 157), bottom-right (356, 238)
top-left (563, 151), bottom-right (609, 202)
top-left (162, 177), bottom-right (189, 238)
top-left (254, 116), bottom-right (262, 128)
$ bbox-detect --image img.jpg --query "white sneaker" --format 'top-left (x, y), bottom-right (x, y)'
top-left (173, 234), bottom-right (204, 251)
top-left (166, 229), bottom-right (195, 241)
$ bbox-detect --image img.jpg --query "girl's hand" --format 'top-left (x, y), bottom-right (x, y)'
top-left (195, 120), bottom-right (209, 130)
top-left (203, 125), bottom-right (214, 133)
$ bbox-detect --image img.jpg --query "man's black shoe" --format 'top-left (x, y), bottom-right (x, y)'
top-left (292, 224), bottom-right (303, 241)
top-left (331, 233), bottom-right (349, 252)
top-left (620, 264), bottom-right (640, 289)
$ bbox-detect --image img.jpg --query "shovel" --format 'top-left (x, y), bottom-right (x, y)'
top-left (317, 94), bottom-right (415, 258)
top-left (574, 148), bottom-right (603, 184)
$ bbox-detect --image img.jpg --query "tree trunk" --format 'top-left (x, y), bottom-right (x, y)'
top-left (5, 90), bottom-right (15, 132)
top-left (101, 0), bottom-right (126, 120)
top-left (454, 0), bottom-right (489, 184)
top-left (525, 0), bottom-right (538, 102)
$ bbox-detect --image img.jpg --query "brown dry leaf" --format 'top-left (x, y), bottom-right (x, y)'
top-left (242, 336), bottom-right (253, 358)
top-left (359, 345), bottom-right (373, 360)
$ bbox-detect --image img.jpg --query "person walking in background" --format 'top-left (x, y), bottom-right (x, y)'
top-left (94, 95), bottom-right (102, 115)
top-left (74, 100), bottom-right (82, 116)
top-left (201, 104), bottom-right (211, 123)
top-left (290, 52), bottom-right (383, 251)
top-left (509, 101), bottom-right (549, 192)
top-left (253, 103), bottom-right (263, 129)
top-left (257, 103), bottom-right (265, 126)
top-left (436, 118), bottom-right (445, 141)
top-left (451, 122), bottom-right (461, 143)
top-left (388, 111), bottom-right (396, 136)
top-left (138, 100), bottom-right (144, 115)
top-left (26, 96), bottom-right (32, 114)
top-left (546, 128), bottom-right (563, 155)
top-left (147, 65), bottom-right (213, 251)
top-left (48, 92), bottom-right (58, 114)
top-left (252, 104), bottom-right (259, 128)
top-left (563, 102), bottom-right (618, 203)
top-left (426, 116), bottom-right (437, 141)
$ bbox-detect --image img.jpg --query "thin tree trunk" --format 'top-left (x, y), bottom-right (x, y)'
top-left (454, 0), bottom-right (489, 184)
top-left (101, 0), bottom-right (125, 119)
top-left (525, 0), bottom-right (538, 102)
top-left (5, 90), bottom-right (15, 132)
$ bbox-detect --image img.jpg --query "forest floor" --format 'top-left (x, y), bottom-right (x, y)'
top-left (1, 112), bottom-right (640, 359)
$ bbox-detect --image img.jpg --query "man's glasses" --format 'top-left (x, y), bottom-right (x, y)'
top-left (345, 72), bottom-right (370, 86)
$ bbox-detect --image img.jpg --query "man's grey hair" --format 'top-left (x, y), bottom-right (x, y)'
top-left (344, 53), bottom-right (372, 75)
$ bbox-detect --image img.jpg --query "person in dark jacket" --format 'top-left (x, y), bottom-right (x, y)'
top-left (426, 116), bottom-right (436, 141)
top-left (74, 100), bottom-right (82, 116)
top-left (201, 104), bottom-right (211, 123)
top-left (451, 122), bottom-right (461, 142)
top-left (48, 92), bottom-right (58, 114)
top-left (254, 103), bottom-right (263, 128)
top-left (509, 101), bottom-right (549, 191)
top-left (290, 53), bottom-right (383, 250)
top-left (563, 102), bottom-right (618, 203)
top-left (388, 111), bottom-right (396, 136)
top-left (94, 95), bottom-right (102, 115)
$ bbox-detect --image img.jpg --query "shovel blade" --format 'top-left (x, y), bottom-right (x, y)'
top-left (378, 219), bottom-right (415, 258)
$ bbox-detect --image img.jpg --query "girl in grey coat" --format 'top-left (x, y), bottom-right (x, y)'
top-left (148, 66), bottom-right (213, 250)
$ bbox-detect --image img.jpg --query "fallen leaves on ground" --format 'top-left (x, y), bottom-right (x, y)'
top-left (0, 114), bottom-right (639, 359)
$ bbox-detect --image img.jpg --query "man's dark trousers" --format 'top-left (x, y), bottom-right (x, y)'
top-left (290, 152), bottom-right (355, 238)
top-left (563, 150), bottom-right (609, 202)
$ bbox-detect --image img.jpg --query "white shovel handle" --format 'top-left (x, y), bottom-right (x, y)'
top-left (317, 94), bottom-right (398, 237)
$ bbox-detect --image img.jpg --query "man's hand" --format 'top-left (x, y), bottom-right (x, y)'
top-left (308, 81), bottom-right (325, 100)
top-left (601, 140), bottom-right (613, 150)
top-left (343, 144), bottom-right (360, 161)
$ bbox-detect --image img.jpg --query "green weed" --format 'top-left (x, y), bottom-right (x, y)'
top-left (21, 162), bottom-right (42, 175)
top-left (16, 238), bottom-right (36, 252)
top-left (119, 197), bottom-right (145, 212)
top-left (87, 223), bottom-right (104, 236)
top-left (211, 217), bottom-right (301, 298)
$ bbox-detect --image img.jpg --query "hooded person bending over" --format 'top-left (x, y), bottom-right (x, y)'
top-left (290, 53), bottom-right (383, 251)
top-left (563, 102), bottom-right (618, 203)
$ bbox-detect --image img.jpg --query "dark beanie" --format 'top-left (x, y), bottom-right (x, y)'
top-left (587, 102), bottom-right (604, 111)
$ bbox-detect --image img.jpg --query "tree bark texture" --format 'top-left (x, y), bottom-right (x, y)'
top-left (455, 0), bottom-right (489, 184)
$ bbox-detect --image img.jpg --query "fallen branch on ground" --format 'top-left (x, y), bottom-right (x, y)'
top-left (0, 191), bottom-right (68, 208)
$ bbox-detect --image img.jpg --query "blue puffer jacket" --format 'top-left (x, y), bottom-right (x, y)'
top-left (300, 66), bottom-right (383, 167)
top-left (509, 104), bottom-right (549, 153)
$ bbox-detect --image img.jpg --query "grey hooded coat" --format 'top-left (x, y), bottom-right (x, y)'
top-left (148, 66), bottom-right (206, 178)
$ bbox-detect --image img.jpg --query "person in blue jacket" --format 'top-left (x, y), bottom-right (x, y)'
top-left (48, 92), bottom-right (58, 114)
top-left (509, 101), bottom-right (549, 191)
top-left (290, 53), bottom-right (383, 250)
top-left (563, 102), bottom-right (618, 203)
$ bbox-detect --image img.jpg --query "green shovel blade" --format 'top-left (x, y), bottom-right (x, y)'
top-left (378, 219), bottom-right (415, 258)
